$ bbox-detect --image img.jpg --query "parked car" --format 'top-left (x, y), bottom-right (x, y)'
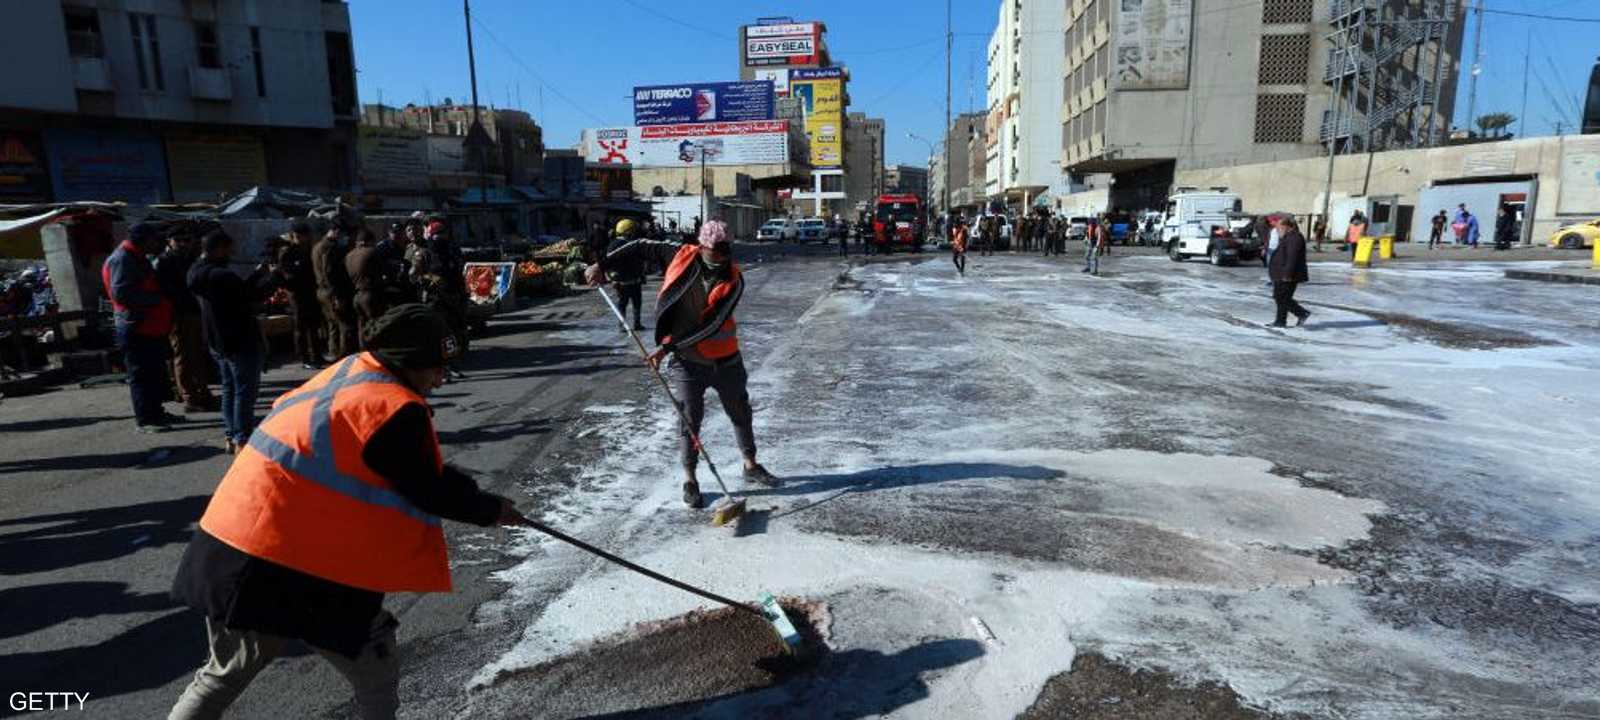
top-left (1549, 218), bottom-right (1600, 249)
top-left (797, 217), bottom-right (828, 243)
top-left (1066, 216), bottom-right (1091, 241)
top-left (756, 218), bottom-right (799, 242)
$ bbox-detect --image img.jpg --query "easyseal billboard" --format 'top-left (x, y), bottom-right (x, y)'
top-left (633, 81), bottom-right (774, 125)
top-left (744, 22), bottom-right (819, 67)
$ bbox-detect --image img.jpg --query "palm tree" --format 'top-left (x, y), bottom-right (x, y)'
top-left (1475, 112), bottom-right (1517, 138)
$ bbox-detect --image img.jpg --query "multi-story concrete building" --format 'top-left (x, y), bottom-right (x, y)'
top-left (1060, 0), bottom-right (1463, 211)
top-left (885, 165), bottom-right (928, 198)
top-left (842, 112), bottom-right (885, 216)
top-left (938, 112), bottom-right (986, 214)
top-left (362, 102), bottom-right (545, 187)
top-left (984, 0), bottom-right (1068, 208)
top-left (738, 19), bottom-right (851, 216)
top-left (0, 0), bottom-right (360, 204)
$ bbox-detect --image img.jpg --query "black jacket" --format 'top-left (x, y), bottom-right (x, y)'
top-left (1494, 214), bottom-right (1517, 246)
top-left (605, 236), bottom-right (646, 284)
top-left (274, 242), bottom-right (317, 301)
top-left (172, 402), bottom-right (502, 658)
top-left (156, 248), bottom-right (201, 316)
top-left (1268, 229), bottom-right (1309, 283)
top-left (187, 258), bottom-right (274, 356)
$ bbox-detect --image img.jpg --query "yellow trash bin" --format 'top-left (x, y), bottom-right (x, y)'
top-left (1593, 240), bottom-right (1599, 270)
top-left (1378, 236), bottom-right (1394, 260)
top-left (1353, 237), bottom-right (1375, 267)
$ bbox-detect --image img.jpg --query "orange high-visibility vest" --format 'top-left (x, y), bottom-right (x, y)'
top-left (199, 353), bottom-right (451, 593)
top-left (657, 245), bottom-right (742, 361)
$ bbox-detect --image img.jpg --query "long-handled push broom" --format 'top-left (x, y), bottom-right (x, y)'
top-left (595, 287), bottom-right (747, 527)
top-left (519, 518), bottom-right (803, 653)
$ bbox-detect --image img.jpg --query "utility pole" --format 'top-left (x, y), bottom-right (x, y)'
top-left (1319, 25), bottom-right (1350, 250)
top-left (1464, 0), bottom-right (1484, 135)
top-left (463, 0), bottom-right (491, 241)
top-left (1518, 28), bottom-right (1530, 139)
top-left (944, 0), bottom-right (952, 237)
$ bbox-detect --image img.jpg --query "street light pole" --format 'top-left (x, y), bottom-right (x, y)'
top-left (944, 0), bottom-right (952, 240)
top-left (464, 0), bottom-right (486, 216)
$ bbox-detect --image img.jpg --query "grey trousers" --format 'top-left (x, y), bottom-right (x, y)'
top-left (671, 355), bottom-right (758, 472)
top-left (168, 612), bottom-right (400, 720)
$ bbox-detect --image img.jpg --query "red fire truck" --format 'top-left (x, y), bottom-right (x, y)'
top-left (873, 194), bottom-right (924, 253)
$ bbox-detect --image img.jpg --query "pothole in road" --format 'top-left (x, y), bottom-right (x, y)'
top-left (476, 599), bottom-right (828, 718)
top-left (1021, 652), bottom-right (1306, 720)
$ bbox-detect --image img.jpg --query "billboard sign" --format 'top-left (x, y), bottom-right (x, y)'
top-left (744, 22), bottom-right (819, 67)
top-left (358, 126), bottom-right (429, 190)
top-left (583, 121), bottom-right (791, 167)
top-left (790, 70), bottom-right (844, 168)
top-left (0, 130), bottom-right (51, 203)
top-left (754, 68), bottom-right (790, 96)
top-left (1113, 0), bottom-right (1193, 90)
top-left (45, 128), bottom-right (168, 203)
top-left (633, 81), bottom-right (774, 125)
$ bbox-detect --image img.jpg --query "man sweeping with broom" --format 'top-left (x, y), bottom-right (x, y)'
top-left (585, 220), bottom-right (779, 511)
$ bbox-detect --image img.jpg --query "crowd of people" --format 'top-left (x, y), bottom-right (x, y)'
top-left (100, 213), bottom-right (471, 440)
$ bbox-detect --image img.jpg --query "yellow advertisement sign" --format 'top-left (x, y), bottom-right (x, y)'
top-left (792, 76), bottom-right (843, 168)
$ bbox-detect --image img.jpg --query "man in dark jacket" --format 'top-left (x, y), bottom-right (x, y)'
top-left (1493, 204), bottom-right (1517, 251)
top-left (585, 220), bottom-right (778, 508)
top-left (312, 226), bottom-right (358, 359)
top-left (276, 221), bottom-right (324, 369)
top-left (157, 227), bottom-right (217, 412)
top-left (188, 230), bottom-right (276, 454)
top-left (606, 219), bottom-right (647, 331)
top-left (168, 305), bottom-right (530, 720)
top-left (1267, 217), bottom-right (1312, 328)
top-left (104, 222), bottom-right (180, 431)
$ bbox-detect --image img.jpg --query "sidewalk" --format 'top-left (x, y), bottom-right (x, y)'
top-left (1503, 263), bottom-right (1600, 286)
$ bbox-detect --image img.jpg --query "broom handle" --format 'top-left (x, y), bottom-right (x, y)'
top-left (528, 519), bottom-right (759, 615)
top-left (594, 286), bottom-right (733, 497)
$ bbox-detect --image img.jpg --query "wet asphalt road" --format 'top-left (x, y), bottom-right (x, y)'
top-left (3, 243), bottom-right (1597, 719)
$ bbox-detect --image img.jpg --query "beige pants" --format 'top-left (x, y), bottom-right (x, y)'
top-left (168, 612), bottom-right (399, 720)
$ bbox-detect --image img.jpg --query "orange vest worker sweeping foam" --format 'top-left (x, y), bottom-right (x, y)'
top-left (167, 304), bottom-right (530, 720)
top-left (586, 220), bottom-right (780, 509)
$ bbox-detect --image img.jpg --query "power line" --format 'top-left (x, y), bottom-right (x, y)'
top-left (617, 0), bottom-right (731, 40)
top-left (468, 15), bottom-right (611, 127)
top-left (1483, 7), bottom-right (1600, 22)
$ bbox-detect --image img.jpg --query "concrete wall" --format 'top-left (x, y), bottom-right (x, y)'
top-left (1174, 135), bottom-right (1588, 242)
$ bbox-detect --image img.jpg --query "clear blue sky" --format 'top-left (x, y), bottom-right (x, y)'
top-left (349, 1), bottom-right (1597, 166)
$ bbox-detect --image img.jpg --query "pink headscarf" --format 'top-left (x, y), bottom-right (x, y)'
top-left (697, 220), bottom-right (728, 248)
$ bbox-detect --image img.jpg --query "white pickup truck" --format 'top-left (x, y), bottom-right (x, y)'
top-left (1161, 190), bottom-right (1246, 265)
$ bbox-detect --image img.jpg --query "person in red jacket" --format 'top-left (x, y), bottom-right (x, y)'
top-left (103, 222), bottom-right (180, 431)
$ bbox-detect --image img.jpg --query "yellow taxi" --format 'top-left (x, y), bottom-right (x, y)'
top-left (1550, 218), bottom-right (1600, 249)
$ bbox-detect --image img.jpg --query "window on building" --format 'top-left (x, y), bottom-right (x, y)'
top-left (194, 21), bottom-right (221, 69)
top-left (128, 13), bottom-right (164, 91)
top-left (1258, 34), bottom-right (1310, 85)
top-left (250, 26), bottom-right (266, 97)
top-left (325, 31), bottom-right (357, 115)
top-left (1262, 0), bottom-right (1314, 24)
top-left (64, 7), bottom-right (104, 58)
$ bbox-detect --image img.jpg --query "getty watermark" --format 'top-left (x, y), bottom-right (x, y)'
top-left (9, 692), bottom-right (90, 712)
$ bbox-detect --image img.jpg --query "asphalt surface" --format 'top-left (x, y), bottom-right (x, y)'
top-left (3, 241), bottom-right (1597, 719)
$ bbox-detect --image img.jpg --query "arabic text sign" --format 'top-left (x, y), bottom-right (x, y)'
top-left (745, 22), bottom-right (818, 66)
top-left (633, 81), bottom-right (774, 125)
top-left (634, 121), bottom-right (790, 167)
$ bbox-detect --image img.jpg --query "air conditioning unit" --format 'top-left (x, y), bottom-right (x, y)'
top-left (189, 66), bottom-right (232, 101)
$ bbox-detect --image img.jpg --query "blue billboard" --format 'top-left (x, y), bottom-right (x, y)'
top-left (633, 81), bottom-right (774, 126)
top-left (45, 128), bottom-right (169, 203)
